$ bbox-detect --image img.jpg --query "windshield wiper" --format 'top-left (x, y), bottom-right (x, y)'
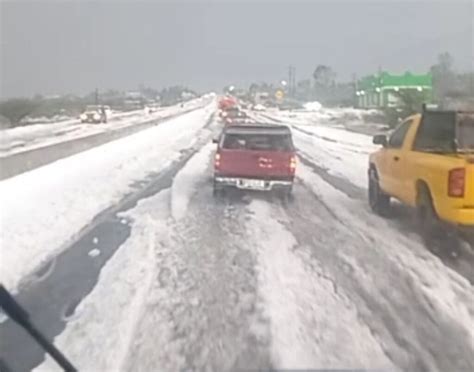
top-left (0, 285), bottom-right (77, 372)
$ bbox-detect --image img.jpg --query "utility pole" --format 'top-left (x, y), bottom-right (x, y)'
top-left (352, 73), bottom-right (358, 107)
top-left (94, 88), bottom-right (99, 105)
top-left (288, 65), bottom-right (293, 96)
top-left (292, 65), bottom-right (296, 97)
top-left (288, 65), bottom-right (296, 97)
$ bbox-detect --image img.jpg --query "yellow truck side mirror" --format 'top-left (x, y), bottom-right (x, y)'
top-left (373, 134), bottom-right (388, 147)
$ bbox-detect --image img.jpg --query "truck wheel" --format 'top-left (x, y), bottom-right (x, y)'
top-left (213, 181), bottom-right (224, 198)
top-left (368, 168), bottom-right (390, 216)
top-left (417, 187), bottom-right (448, 251)
top-left (278, 186), bottom-right (294, 202)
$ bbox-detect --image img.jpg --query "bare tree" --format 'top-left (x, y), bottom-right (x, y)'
top-left (384, 90), bottom-right (426, 128)
top-left (430, 52), bottom-right (456, 102)
top-left (312, 65), bottom-right (336, 88)
top-left (0, 99), bottom-right (40, 127)
top-left (312, 65), bottom-right (337, 103)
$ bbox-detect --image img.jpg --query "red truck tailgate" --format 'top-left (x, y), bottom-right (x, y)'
top-left (215, 124), bottom-right (296, 180)
top-left (218, 149), bottom-right (294, 178)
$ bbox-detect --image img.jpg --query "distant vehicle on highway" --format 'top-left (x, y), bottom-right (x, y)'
top-left (369, 108), bottom-right (474, 244)
top-left (252, 104), bottom-right (266, 111)
top-left (80, 105), bottom-right (109, 124)
top-left (144, 105), bottom-right (158, 114)
top-left (223, 108), bottom-right (251, 125)
top-left (213, 124), bottom-right (296, 199)
top-left (218, 96), bottom-right (238, 112)
top-left (254, 92), bottom-right (270, 105)
top-left (218, 100), bottom-right (239, 120)
top-left (219, 106), bottom-right (238, 119)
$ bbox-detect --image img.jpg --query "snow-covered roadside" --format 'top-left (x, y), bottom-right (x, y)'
top-left (293, 124), bottom-right (377, 189)
top-left (247, 108), bottom-right (382, 190)
top-left (259, 107), bottom-right (389, 136)
top-left (36, 141), bottom-right (217, 371)
top-left (247, 200), bottom-right (393, 370)
top-left (295, 121), bottom-right (377, 150)
top-left (170, 142), bottom-right (214, 221)
top-left (36, 190), bottom-right (171, 372)
top-left (296, 163), bottom-right (474, 346)
top-left (0, 110), bottom-right (141, 149)
top-left (0, 105), bottom-right (214, 291)
top-left (264, 107), bottom-right (383, 125)
top-left (0, 97), bottom-right (213, 157)
top-left (22, 115), bottom-right (78, 125)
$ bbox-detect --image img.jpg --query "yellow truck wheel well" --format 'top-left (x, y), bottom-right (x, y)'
top-left (416, 181), bottom-right (430, 203)
top-left (415, 180), bottom-right (440, 217)
top-left (368, 163), bottom-right (377, 177)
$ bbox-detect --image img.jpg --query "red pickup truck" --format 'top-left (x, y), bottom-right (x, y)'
top-left (213, 124), bottom-right (296, 198)
top-left (222, 108), bottom-right (251, 126)
top-left (218, 96), bottom-right (237, 111)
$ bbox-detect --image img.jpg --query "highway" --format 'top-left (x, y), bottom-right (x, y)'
top-left (0, 103), bottom-right (473, 372)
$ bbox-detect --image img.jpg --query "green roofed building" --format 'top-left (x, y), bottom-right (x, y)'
top-left (356, 71), bottom-right (433, 108)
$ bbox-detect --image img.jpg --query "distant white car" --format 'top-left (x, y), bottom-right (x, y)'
top-left (253, 104), bottom-right (266, 111)
top-left (80, 105), bottom-right (109, 124)
top-left (303, 101), bottom-right (322, 111)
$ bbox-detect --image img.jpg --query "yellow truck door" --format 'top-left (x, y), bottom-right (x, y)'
top-left (395, 117), bottom-right (422, 205)
top-left (383, 119), bottom-right (414, 200)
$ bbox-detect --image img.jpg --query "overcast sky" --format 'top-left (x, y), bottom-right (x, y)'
top-left (1, 0), bottom-right (472, 98)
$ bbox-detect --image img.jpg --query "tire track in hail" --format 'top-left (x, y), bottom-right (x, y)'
top-left (124, 169), bottom-right (272, 371)
top-left (274, 177), bottom-right (474, 372)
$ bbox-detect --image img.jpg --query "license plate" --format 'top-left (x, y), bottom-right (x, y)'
top-left (238, 179), bottom-right (266, 190)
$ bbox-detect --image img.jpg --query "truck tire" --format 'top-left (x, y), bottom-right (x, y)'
top-left (368, 168), bottom-right (390, 216)
top-left (417, 186), bottom-right (448, 251)
top-left (213, 181), bottom-right (224, 198)
top-left (278, 185), bottom-right (294, 202)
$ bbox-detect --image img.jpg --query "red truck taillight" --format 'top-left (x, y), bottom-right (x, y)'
top-left (448, 168), bottom-right (465, 197)
top-left (214, 153), bottom-right (221, 169)
top-left (289, 156), bottom-right (297, 172)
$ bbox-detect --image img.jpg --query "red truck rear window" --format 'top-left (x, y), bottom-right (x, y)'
top-left (222, 133), bottom-right (294, 151)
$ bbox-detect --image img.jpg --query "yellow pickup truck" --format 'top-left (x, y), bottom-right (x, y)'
top-left (368, 109), bottom-right (474, 236)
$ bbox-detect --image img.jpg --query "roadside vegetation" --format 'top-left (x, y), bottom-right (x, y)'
top-left (1, 53), bottom-right (472, 130)
top-left (0, 86), bottom-right (197, 129)
top-left (384, 53), bottom-right (474, 128)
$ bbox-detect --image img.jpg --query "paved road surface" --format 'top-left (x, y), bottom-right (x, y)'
top-left (1, 110), bottom-right (472, 372)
